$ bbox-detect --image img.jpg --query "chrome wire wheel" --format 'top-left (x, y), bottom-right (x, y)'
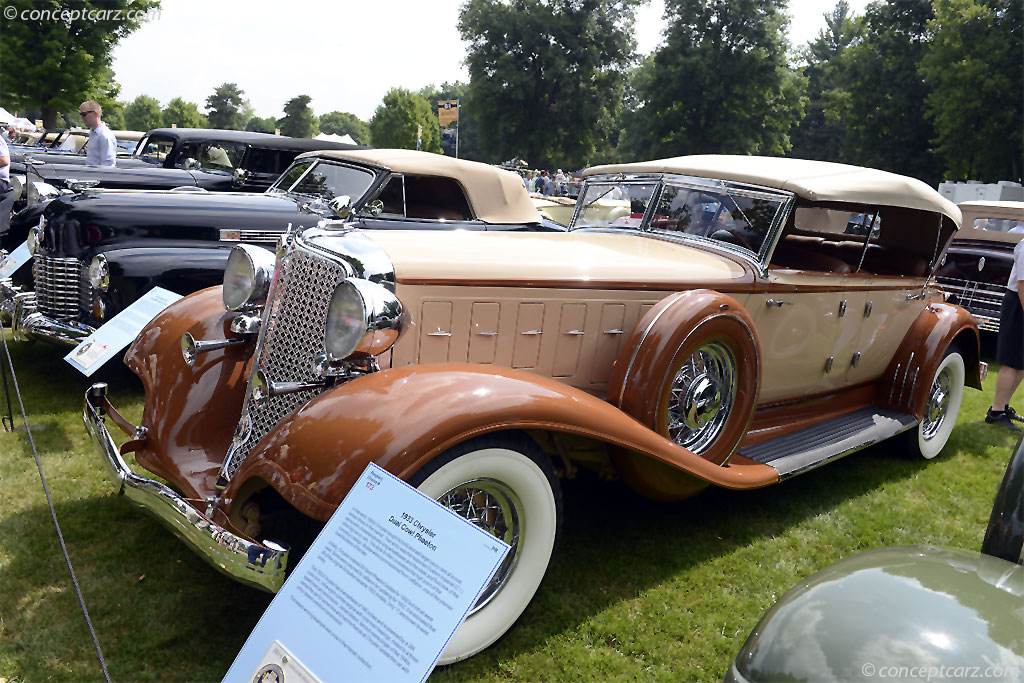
top-left (666, 341), bottom-right (737, 454)
top-left (922, 367), bottom-right (953, 440)
top-left (437, 478), bottom-right (521, 614)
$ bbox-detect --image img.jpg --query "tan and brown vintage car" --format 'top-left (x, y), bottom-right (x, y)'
top-left (85, 155), bottom-right (984, 664)
top-left (935, 200), bottom-right (1024, 332)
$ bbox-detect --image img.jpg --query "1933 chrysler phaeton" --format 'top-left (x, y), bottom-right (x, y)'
top-left (84, 156), bottom-right (984, 664)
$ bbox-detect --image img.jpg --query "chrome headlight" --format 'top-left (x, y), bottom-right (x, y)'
top-left (88, 254), bottom-right (110, 291)
top-left (26, 226), bottom-right (41, 255)
top-left (324, 278), bottom-right (402, 360)
top-left (26, 180), bottom-right (59, 206)
top-left (10, 175), bottom-right (24, 201)
top-left (222, 244), bottom-right (276, 311)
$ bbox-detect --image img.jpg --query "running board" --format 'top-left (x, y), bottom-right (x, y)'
top-left (738, 407), bottom-right (917, 480)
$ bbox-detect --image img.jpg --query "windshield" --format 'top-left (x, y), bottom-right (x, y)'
top-left (270, 159), bottom-right (376, 207)
top-left (573, 181), bottom-right (658, 228)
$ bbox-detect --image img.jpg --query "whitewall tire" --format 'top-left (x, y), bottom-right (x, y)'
top-left (409, 433), bottom-right (561, 664)
top-left (909, 347), bottom-right (965, 460)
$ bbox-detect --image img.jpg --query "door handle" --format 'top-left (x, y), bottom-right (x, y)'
top-left (766, 298), bottom-right (792, 307)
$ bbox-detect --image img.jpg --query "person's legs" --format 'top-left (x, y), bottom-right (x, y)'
top-left (992, 365), bottom-right (1024, 411)
top-left (987, 289), bottom-right (1024, 429)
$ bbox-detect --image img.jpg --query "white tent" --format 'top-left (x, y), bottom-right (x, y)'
top-left (314, 132), bottom-right (356, 145)
top-left (11, 117), bottom-right (35, 130)
top-left (0, 107), bottom-right (14, 124)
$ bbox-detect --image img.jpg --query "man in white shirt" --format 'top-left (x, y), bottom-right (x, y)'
top-left (986, 237), bottom-right (1024, 431)
top-left (80, 100), bottom-right (116, 167)
top-left (0, 132), bottom-right (13, 229)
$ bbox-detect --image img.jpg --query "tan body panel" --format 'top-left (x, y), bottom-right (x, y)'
top-left (224, 364), bottom-right (780, 521)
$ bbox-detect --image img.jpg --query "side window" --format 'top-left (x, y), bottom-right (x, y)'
top-left (199, 142), bottom-right (246, 171)
top-left (403, 176), bottom-right (471, 220)
top-left (374, 176), bottom-right (405, 216)
top-left (138, 136), bottom-right (176, 163)
top-left (651, 185), bottom-right (779, 255)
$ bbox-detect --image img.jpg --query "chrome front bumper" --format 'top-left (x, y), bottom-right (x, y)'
top-left (83, 383), bottom-right (288, 592)
top-left (0, 277), bottom-right (93, 346)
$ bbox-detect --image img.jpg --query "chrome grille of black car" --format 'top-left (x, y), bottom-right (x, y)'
top-left (224, 247), bottom-right (349, 478)
top-left (32, 255), bottom-right (91, 320)
top-left (935, 276), bottom-right (1002, 331)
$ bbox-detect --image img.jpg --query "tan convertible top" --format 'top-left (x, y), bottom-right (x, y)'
top-left (585, 155), bottom-right (961, 226)
top-left (301, 148), bottom-right (541, 225)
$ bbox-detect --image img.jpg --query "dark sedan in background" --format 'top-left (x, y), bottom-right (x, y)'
top-left (2, 148), bottom-right (554, 346)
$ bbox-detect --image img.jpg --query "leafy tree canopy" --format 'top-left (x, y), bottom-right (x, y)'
top-left (0, 0), bottom-right (159, 128)
top-left (369, 88), bottom-right (441, 153)
top-left (620, 0), bottom-right (803, 160)
top-left (827, 0), bottom-right (938, 183)
top-left (205, 83), bottom-right (248, 130)
top-left (789, 1), bottom-right (862, 161)
top-left (277, 95), bottom-right (318, 138)
top-left (920, 0), bottom-right (1022, 182)
top-left (459, 0), bottom-right (640, 168)
top-left (318, 111), bottom-right (370, 145)
top-left (124, 94), bottom-right (163, 132)
top-left (162, 97), bottom-right (207, 129)
top-left (244, 116), bottom-right (278, 134)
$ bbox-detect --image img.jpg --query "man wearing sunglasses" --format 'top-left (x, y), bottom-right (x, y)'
top-left (80, 100), bottom-right (117, 167)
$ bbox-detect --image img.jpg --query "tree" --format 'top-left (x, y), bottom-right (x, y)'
top-left (205, 83), bottom-right (248, 130)
top-left (620, 0), bottom-right (803, 161)
top-left (459, 0), bottom-right (640, 168)
top-left (920, 0), bottom-right (1023, 182)
top-left (318, 111), bottom-right (370, 145)
top-left (0, 0), bottom-right (159, 128)
top-left (124, 95), bottom-right (163, 132)
top-left (369, 88), bottom-right (441, 153)
top-left (277, 95), bottom-right (319, 138)
top-left (789, 1), bottom-right (862, 161)
top-left (244, 116), bottom-right (278, 134)
top-left (162, 97), bottom-right (207, 129)
top-left (828, 0), bottom-right (937, 183)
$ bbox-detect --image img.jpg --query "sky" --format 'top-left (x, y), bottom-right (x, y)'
top-left (111, 0), bottom-right (870, 123)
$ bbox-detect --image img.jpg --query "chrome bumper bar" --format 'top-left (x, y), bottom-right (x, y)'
top-left (83, 383), bottom-right (288, 592)
top-left (0, 277), bottom-right (93, 346)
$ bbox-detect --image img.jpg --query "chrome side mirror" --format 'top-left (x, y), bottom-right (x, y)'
top-left (328, 195), bottom-right (352, 219)
top-left (232, 167), bottom-right (251, 186)
top-left (364, 199), bottom-right (383, 217)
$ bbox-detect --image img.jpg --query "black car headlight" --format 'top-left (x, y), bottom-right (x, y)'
top-left (324, 278), bottom-right (402, 360)
top-left (222, 244), bottom-right (276, 311)
top-left (88, 254), bottom-right (110, 291)
top-left (10, 175), bottom-right (24, 201)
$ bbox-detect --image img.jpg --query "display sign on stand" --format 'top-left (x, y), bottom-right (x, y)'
top-left (64, 287), bottom-right (181, 376)
top-left (0, 242), bottom-right (31, 278)
top-left (224, 462), bottom-right (511, 683)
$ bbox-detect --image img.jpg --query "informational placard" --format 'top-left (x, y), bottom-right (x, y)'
top-left (223, 463), bottom-right (511, 683)
top-left (0, 242), bottom-right (31, 278)
top-left (64, 286), bottom-right (181, 376)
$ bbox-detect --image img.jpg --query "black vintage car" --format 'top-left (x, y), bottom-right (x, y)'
top-left (19, 128), bottom-right (364, 205)
top-left (2, 148), bottom-right (556, 346)
top-left (935, 200), bottom-right (1024, 332)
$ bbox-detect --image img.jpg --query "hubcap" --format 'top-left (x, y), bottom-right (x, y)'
top-left (922, 368), bottom-right (951, 440)
top-left (666, 341), bottom-right (737, 454)
top-left (438, 478), bottom-right (521, 614)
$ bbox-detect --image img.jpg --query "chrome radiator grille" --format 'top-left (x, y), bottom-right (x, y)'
top-left (225, 247), bottom-right (349, 478)
top-left (33, 255), bottom-right (91, 320)
top-left (935, 276), bottom-right (1002, 331)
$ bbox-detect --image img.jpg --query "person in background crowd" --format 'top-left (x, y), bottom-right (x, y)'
top-left (986, 235), bottom-right (1024, 431)
top-left (0, 130), bottom-right (14, 229)
top-left (541, 171), bottom-right (553, 196)
top-left (80, 100), bottom-right (117, 167)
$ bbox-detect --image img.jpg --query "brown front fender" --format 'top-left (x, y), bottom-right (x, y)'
top-left (877, 302), bottom-right (982, 419)
top-left (227, 364), bottom-right (780, 521)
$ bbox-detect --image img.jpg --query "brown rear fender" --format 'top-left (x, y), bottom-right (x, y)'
top-left (878, 302), bottom-right (981, 419)
top-left (226, 363), bottom-right (780, 521)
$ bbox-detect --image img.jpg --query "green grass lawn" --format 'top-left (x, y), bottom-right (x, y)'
top-left (0, 332), bottom-right (1018, 682)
